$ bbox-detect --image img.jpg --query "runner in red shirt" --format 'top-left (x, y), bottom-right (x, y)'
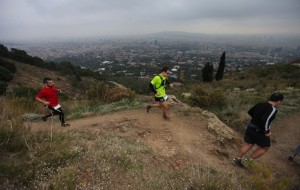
top-left (36, 78), bottom-right (70, 127)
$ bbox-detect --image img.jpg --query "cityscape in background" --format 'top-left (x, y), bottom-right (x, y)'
top-left (3, 32), bottom-right (300, 81)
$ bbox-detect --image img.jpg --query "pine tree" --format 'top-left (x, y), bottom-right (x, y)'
top-left (202, 62), bottom-right (214, 82)
top-left (215, 52), bottom-right (226, 81)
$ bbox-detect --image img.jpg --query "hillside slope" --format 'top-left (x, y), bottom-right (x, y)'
top-left (2, 56), bottom-right (300, 189)
top-left (5, 59), bottom-right (80, 97)
top-left (27, 103), bottom-right (300, 188)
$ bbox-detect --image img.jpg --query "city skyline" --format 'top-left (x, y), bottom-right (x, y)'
top-left (1, 0), bottom-right (300, 42)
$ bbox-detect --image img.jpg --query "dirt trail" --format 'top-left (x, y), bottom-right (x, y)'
top-left (261, 113), bottom-right (300, 178)
top-left (27, 106), bottom-right (300, 179)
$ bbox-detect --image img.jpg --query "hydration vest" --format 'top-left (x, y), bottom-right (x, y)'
top-left (155, 75), bottom-right (167, 89)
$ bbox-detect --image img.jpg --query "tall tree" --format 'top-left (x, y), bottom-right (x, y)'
top-left (215, 52), bottom-right (226, 81)
top-left (0, 44), bottom-right (9, 57)
top-left (202, 62), bottom-right (214, 82)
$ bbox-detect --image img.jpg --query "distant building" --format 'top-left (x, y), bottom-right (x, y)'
top-left (94, 68), bottom-right (106, 73)
top-left (102, 61), bottom-right (111, 64)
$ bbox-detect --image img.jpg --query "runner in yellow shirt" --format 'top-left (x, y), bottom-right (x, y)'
top-left (146, 66), bottom-right (173, 120)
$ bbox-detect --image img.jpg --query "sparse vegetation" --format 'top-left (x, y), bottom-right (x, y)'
top-left (11, 87), bottom-right (39, 100)
top-left (0, 58), bottom-right (16, 73)
top-left (0, 66), bottom-right (13, 82)
top-left (0, 81), bottom-right (8, 95)
top-left (86, 81), bottom-right (136, 104)
top-left (186, 62), bottom-right (300, 132)
top-left (239, 162), bottom-right (295, 190)
top-left (0, 49), bottom-right (300, 189)
top-left (67, 98), bottom-right (144, 119)
top-left (188, 85), bottom-right (227, 109)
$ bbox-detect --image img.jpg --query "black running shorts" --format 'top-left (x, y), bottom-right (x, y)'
top-left (155, 96), bottom-right (166, 102)
top-left (244, 127), bottom-right (270, 147)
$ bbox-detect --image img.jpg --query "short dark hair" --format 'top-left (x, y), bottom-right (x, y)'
top-left (43, 77), bottom-right (52, 84)
top-left (269, 92), bottom-right (284, 102)
top-left (161, 66), bottom-right (169, 72)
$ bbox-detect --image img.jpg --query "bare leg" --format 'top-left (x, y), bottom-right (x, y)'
top-left (250, 147), bottom-right (269, 160)
top-left (147, 101), bottom-right (170, 119)
top-left (147, 102), bottom-right (160, 112)
top-left (150, 103), bottom-right (161, 108)
top-left (237, 143), bottom-right (254, 158)
top-left (159, 102), bottom-right (169, 119)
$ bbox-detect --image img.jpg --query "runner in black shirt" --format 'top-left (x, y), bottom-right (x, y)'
top-left (233, 92), bottom-right (284, 167)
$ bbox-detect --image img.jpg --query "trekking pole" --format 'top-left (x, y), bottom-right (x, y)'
top-left (50, 115), bottom-right (53, 148)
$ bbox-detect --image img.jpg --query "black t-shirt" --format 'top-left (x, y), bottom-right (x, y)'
top-left (248, 102), bottom-right (278, 133)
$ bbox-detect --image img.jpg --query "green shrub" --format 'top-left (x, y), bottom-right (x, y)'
top-left (86, 81), bottom-right (111, 103)
top-left (12, 87), bottom-right (39, 100)
top-left (0, 66), bottom-right (13, 82)
top-left (0, 44), bottom-right (10, 57)
top-left (0, 81), bottom-right (8, 95)
top-left (189, 87), bottom-right (227, 109)
top-left (0, 58), bottom-right (16, 73)
top-left (86, 81), bottom-right (136, 104)
top-left (108, 86), bottom-right (136, 103)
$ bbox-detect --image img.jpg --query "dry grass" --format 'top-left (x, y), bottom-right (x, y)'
top-left (1, 95), bottom-right (298, 189)
top-left (185, 63), bottom-right (300, 133)
top-left (1, 62), bottom-right (300, 189)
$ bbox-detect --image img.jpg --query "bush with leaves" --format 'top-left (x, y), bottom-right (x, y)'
top-left (188, 86), bottom-right (227, 109)
top-left (0, 58), bottom-right (16, 73)
top-left (11, 87), bottom-right (39, 100)
top-left (0, 66), bottom-right (13, 82)
top-left (0, 44), bottom-right (10, 57)
top-left (86, 81), bottom-right (136, 104)
top-left (86, 81), bottom-right (111, 103)
top-left (0, 81), bottom-right (8, 95)
top-left (108, 86), bottom-right (136, 103)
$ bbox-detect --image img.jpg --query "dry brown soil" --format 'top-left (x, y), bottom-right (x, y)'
top-left (27, 104), bottom-right (300, 180)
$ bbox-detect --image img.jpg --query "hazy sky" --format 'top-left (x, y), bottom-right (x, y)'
top-left (1, 0), bottom-right (300, 41)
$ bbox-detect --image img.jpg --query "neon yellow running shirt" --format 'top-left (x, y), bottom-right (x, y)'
top-left (151, 75), bottom-right (167, 97)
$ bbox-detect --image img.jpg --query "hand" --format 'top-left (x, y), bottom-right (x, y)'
top-left (265, 132), bottom-right (272, 136)
top-left (169, 83), bottom-right (174, 88)
top-left (57, 89), bottom-right (62, 93)
top-left (156, 92), bottom-right (161, 96)
top-left (44, 101), bottom-right (50, 106)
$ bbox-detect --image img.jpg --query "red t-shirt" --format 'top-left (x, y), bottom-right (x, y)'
top-left (36, 85), bottom-right (59, 107)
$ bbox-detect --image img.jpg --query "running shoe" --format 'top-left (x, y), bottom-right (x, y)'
top-left (146, 105), bottom-right (151, 113)
top-left (61, 122), bottom-right (71, 127)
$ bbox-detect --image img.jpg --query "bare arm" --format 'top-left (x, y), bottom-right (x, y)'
top-left (36, 97), bottom-right (50, 106)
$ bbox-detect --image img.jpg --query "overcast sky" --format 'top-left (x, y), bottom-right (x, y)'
top-left (1, 0), bottom-right (300, 42)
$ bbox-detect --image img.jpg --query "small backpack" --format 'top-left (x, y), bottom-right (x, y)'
top-left (154, 74), bottom-right (168, 89)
